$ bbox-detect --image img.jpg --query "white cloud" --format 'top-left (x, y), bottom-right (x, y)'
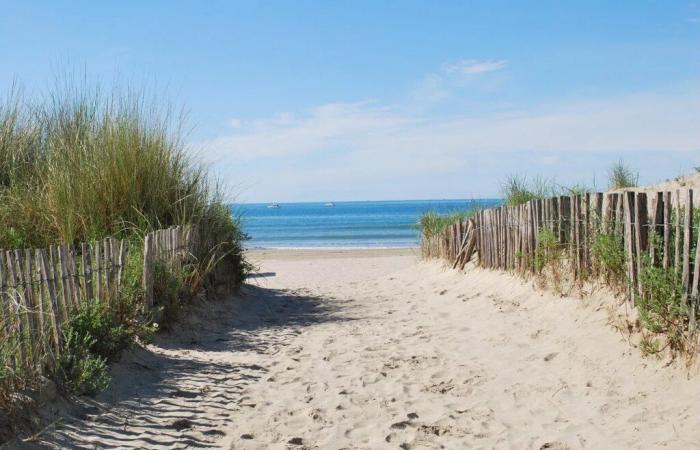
top-left (443, 59), bottom-right (508, 75)
top-left (202, 102), bottom-right (417, 161)
top-left (201, 85), bottom-right (700, 167)
top-left (198, 57), bottom-right (700, 201)
top-left (409, 58), bottom-right (508, 104)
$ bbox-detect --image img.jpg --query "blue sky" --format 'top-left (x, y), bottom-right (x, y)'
top-left (2, 1), bottom-right (699, 202)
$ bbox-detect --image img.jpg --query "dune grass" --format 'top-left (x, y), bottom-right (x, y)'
top-left (0, 80), bottom-right (249, 414)
top-left (0, 83), bottom-right (222, 248)
top-left (608, 160), bottom-right (638, 190)
top-left (419, 210), bottom-right (474, 240)
top-left (500, 175), bottom-right (591, 207)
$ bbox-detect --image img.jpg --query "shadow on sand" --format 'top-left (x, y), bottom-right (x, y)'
top-left (24, 284), bottom-right (350, 449)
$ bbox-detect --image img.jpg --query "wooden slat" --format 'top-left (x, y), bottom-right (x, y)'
top-left (691, 208), bottom-right (700, 327)
top-left (674, 189), bottom-right (682, 274)
top-left (623, 192), bottom-right (636, 304)
top-left (663, 191), bottom-right (671, 270)
top-left (14, 249), bottom-right (36, 365)
top-left (68, 247), bottom-right (80, 306)
top-left (38, 249), bottom-right (62, 354)
top-left (26, 249), bottom-right (43, 351)
top-left (48, 246), bottom-right (65, 321)
top-left (82, 243), bottom-right (93, 302)
top-left (681, 190), bottom-right (693, 306)
top-left (104, 239), bottom-right (112, 303)
top-left (143, 233), bottom-right (154, 309)
top-left (5, 251), bottom-right (27, 367)
top-left (634, 193), bottom-right (648, 297)
top-left (117, 239), bottom-right (128, 293)
top-left (58, 245), bottom-right (72, 314)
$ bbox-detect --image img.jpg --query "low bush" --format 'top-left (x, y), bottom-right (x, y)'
top-left (153, 262), bottom-right (189, 327)
top-left (591, 232), bottom-right (626, 282)
top-left (55, 329), bottom-right (110, 396)
top-left (534, 228), bottom-right (560, 273)
top-left (637, 258), bottom-right (689, 355)
top-left (52, 280), bottom-right (156, 395)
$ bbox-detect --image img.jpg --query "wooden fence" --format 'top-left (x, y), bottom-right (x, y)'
top-left (427, 189), bottom-right (700, 310)
top-left (0, 225), bottom-right (197, 375)
top-left (142, 224), bottom-right (199, 308)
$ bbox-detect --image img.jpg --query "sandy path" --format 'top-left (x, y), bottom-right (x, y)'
top-left (28, 249), bottom-right (700, 449)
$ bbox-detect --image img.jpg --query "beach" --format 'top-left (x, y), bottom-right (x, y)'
top-left (30, 248), bottom-right (700, 449)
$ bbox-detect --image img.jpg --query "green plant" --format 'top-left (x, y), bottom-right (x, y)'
top-left (153, 262), bottom-right (188, 327)
top-left (52, 299), bottom-right (145, 395)
top-left (560, 183), bottom-right (590, 196)
top-left (419, 210), bottom-right (473, 239)
top-left (500, 175), bottom-right (557, 206)
top-left (637, 255), bottom-right (689, 355)
top-left (0, 79), bottom-right (247, 268)
top-left (639, 335), bottom-right (661, 357)
top-left (534, 228), bottom-right (560, 273)
top-left (55, 329), bottom-right (110, 396)
top-left (591, 232), bottom-right (626, 281)
top-left (62, 301), bottom-right (133, 361)
top-left (608, 160), bottom-right (638, 190)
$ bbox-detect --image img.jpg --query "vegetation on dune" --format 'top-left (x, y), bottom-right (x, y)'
top-left (428, 162), bottom-right (700, 363)
top-left (0, 79), bottom-right (250, 413)
top-left (419, 210), bottom-right (474, 239)
top-left (500, 174), bottom-right (590, 207)
top-left (1, 83), bottom-right (214, 247)
top-left (608, 160), bottom-right (638, 190)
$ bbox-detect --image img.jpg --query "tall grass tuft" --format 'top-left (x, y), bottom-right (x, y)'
top-left (500, 174), bottom-right (592, 207)
top-left (0, 81), bottom-right (242, 250)
top-left (419, 210), bottom-right (472, 239)
top-left (501, 175), bottom-right (557, 206)
top-left (0, 79), bottom-right (249, 413)
top-left (608, 160), bottom-right (638, 190)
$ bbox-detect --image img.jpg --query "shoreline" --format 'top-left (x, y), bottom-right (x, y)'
top-left (245, 246), bottom-right (419, 260)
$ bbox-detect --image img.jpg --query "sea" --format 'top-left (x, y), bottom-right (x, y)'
top-left (235, 199), bottom-right (500, 249)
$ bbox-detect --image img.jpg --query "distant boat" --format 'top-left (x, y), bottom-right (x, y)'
top-left (268, 203), bottom-right (280, 208)
top-left (324, 202), bottom-right (335, 207)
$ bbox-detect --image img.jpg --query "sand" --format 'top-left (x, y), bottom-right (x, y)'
top-left (22, 248), bottom-right (700, 449)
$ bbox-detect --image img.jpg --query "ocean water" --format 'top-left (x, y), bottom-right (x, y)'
top-left (235, 199), bottom-right (500, 249)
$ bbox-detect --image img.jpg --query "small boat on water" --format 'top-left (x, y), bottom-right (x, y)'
top-left (324, 202), bottom-right (335, 207)
top-left (268, 203), bottom-right (280, 208)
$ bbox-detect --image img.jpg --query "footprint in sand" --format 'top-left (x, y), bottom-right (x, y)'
top-left (544, 352), bottom-right (558, 362)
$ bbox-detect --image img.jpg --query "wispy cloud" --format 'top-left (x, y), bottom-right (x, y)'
top-left (202, 85), bottom-right (700, 164)
top-left (443, 59), bottom-right (508, 75)
top-left (203, 102), bottom-right (416, 161)
top-left (410, 58), bottom-right (508, 103)
top-left (199, 61), bottom-right (700, 201)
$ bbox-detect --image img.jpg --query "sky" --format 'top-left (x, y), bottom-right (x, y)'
top-left (1, 1), bottom-right (699, 203)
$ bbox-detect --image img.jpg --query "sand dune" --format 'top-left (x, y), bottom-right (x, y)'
top-left (22, 248), bottom-right (700, 449)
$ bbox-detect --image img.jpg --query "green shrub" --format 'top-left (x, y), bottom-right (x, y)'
top-left (53, 299), bottom-right (142, 395)
top-left (639, 335), bottom-right (661, 357)
top-left (153, 262), bottom-right (188, 327)
top-left (65, 301), bottom-right (131, 361)
top-left (637, 258), bottom-right (688, 352)
top-left (534, 228), bottom-right (560, 273)
top-left (591, 232), bottom-right (626, 280)
top-left (55, 329), bottom-right (110, 396)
